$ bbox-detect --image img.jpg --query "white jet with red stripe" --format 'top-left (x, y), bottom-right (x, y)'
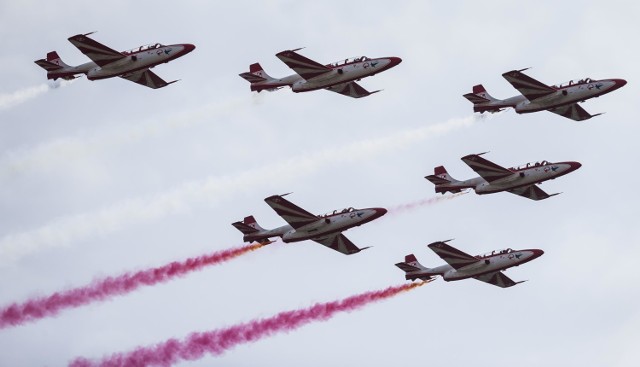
top-left (231, 193), bottom-right (387, 255)
top-left (395, 240), bottom-right (544, 288)
top-left (463, 68), bottom-right (626, 121)
top-left (34, 32), bottom-right (195, 89)
top-left (239, 48), bottom-right (402, 98)
top-left (425, 152), bottom-right (581, 201)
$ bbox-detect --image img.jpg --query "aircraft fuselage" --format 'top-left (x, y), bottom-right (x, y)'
top-left (48, 43), bottom-right (195, 81)
top-left (443, 161), bottom-right (581, 195)
top-left (259, 57), bottom-right (401, 92)
top-left (409, 249), bottom-right (543, 281)
top-left (514, 79), bottom-right (625, 113)
top-left (479, 78), bottom-right (626, 113)
top-left (243, 208), bottom-right (386, 243)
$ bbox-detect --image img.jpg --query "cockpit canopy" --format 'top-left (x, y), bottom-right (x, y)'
top-left (122, 43), bottom-right (166, 55)
top-left (327, 56), bottom-right (371, 67)
top-left (477, 248), bottom-right (514, 258)
top-left (509, 160), bottom-right (550, 170)
top-left (318, 207), bottom-right (356, 217)
top-left (552, 78), bottom-right (594, 88)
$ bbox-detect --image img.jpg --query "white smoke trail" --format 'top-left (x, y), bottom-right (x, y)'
top-left (0, 80), bottom-right (72, 111)
top-left (0, 97), bottom-right (246, 180)
top-left (0, 116), bottom-right (475, 266)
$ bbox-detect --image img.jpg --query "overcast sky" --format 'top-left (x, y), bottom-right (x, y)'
top-left (1, 1), bottom-right (638, 366)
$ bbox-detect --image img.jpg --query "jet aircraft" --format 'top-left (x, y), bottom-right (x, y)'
top-left (239, 48), bottom-right (402, 98)
top-left (396, 240), bottom-right (544, 288)
top-left (35, 32), bottom-right (195, 89)
top-left (463, 68), bottom-right (626, 121)
top-left (425, 152), bottom-right (581, 201)
top-left (232, 194), bottom-right (387, 255)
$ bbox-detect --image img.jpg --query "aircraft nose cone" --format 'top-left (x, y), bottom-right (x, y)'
top-left (612, 78), bottom-right (627, 90)
top-left (376, 208), bottom-right (388, 218)
top-left (532, 249), bottom-right (545, 258)
top-left (387, 57), bottom-right (402, 68)
top-left (569, 161), bottom-right (582, 171)
top-left (182, 43), bottom-right (196, 54)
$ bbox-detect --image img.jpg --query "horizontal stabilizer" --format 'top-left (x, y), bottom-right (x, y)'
top-left (464, 84), bottom-right (502, 112)
top-left (34, 59), bottom-right (63, 71)
top-left (425, 166), bottom-right (464, 194)
top-left (232, 221), bottom-right (259, 235)
top-left (463, 92), bottom-right (490, 104)
top-left (395, 253), bottom-right (430, 279)
top-left (424, 174), bottom-right (450, 185)
top-left (232, 215), bottom-right (263, 235)
top-left (239, 72), bottom-right (267, 83)
top-left (395, 262), bottom-right (421, 272)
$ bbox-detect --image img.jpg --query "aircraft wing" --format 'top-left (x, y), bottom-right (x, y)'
top-left (473, 271), bottom-right (523, 288)
top-left (68, 34), bottom-right (125, 67)
top-left (547, 103), bottom-right (600, 121)
top-left (502, 69), bottom-right (556, 101)
top-left (275, 49), bottom-right (332, 80)
top-left (312, 233), bottom-right (365, 255)
top-left (120, 69), bottom-right (177, 89)
top-left (325, 81), bottom-right (380, 98)
top-left (507, 184), bottom-right (558, 201)
top-left (427, 241), bottom-right (478, 270)
top-left (264, 194), bottom-right (319, 230)
top-left (461, 154), bottom-right (514, 183)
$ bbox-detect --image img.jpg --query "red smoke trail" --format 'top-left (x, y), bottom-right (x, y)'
top-left (69, 281), bottom-right (429, 367)
top-left (0, 242), bottom-right (266, 329)
top-left (386, 192), bottom-right (467, 216)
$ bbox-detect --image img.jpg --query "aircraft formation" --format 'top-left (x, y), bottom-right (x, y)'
top-left (21, 30), bottom-right (627, 363)
top-left (33, 32), bottom-right (626, 288)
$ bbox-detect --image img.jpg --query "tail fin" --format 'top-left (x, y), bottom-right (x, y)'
top-left (231, 215), bottom-right (265, 235)
top-left (238, 63), bottom-right (285, 92)
top-left (463, 84), bottom-right (504, 113)
top-left (34, 52), bottom-right (77, 80)
top-left (46, 51), bottom-right (70, 68)
top-left (239, 63), bottom-right (270, 82)
top-left (425, 166), bottom-right (463, 194)
top-left (395, 254), bottom-right (433, 281)
top-left (34, 51), bottom-right (70, 70)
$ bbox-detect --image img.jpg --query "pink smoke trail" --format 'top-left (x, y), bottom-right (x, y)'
top-left (386, 192), bottom-right (468, 215)
top-left (69, 281), bottom-right (429, 367)
top-left (0, 242), bottom-right (266, 329)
